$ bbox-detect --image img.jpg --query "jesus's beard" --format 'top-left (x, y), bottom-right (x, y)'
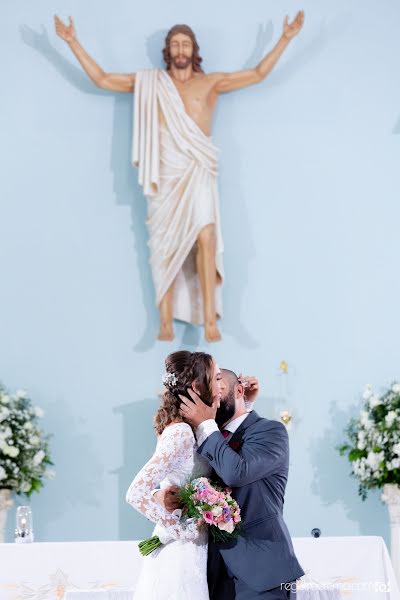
top-left (171, 55), bottom-right (192, 70)
top-left (216, 389), bottom-right (236, 428)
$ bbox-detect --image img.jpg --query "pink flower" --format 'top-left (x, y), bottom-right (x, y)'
top-left (203, 511), bottom-right (215, 525)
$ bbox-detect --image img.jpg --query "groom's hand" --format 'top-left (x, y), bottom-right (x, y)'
top-left (154, 486), bottom-right (183, 512)
top-left (239, 374), bottom-right (259, 403)
top-left (179, 388), bottom-right (218, 428)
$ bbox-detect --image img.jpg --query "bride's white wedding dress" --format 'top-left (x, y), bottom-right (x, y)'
top-left (126, 422), bottom-right (212, 600)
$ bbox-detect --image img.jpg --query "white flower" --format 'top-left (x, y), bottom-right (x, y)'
top-left (363, 384), bottom-right (373, 400)
top-left (385, 411), bottom-right (397, 427)
top-left (360, 411), bottom-right (374, 430)
top-left (2, 445), bottom-right (20, 458)
top-left (392, 458), bottom-right (400, 469)
top-left (0, 466), bottom-right (6, 481)
top-left (369, 395), bottom-right (381, 409)
top-left (0, 394), bottom-right (10, 404)
top-left (24, 422), bottom-right (33, 430)
top-left (15, 389), bottom-right (27, 399)
top-left (34, 406), bottom-right (44, 418)
top-left (392, 384), bottom-right (400, 394)
top-left (393, 443), bottom-right (400, 456)
top-left (33, 450), bottom-right (45, 466)
top-left (357, 440), bottom-right (366, 450)
top-left (3, 427), bottom-right (12, 439)
top-left (21, 482), bottom-right (31, 493)
top-left (29, 435), bottom-right (40, 446)
top-left (44, 468), bottom-right (56, 480)
top-left (212, 506), bottom-right (223, 516)
top-left (366, 450), bottom-right (384, 471)
top-left (0, 408), bottom-right (10, 423)
top-left (352, 458), bottom-right (371, 481)
top-left (218, 520), bottom-right (235, 534)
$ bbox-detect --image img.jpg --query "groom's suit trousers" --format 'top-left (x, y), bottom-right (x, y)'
top-left (208, 540), bottom-right (296, 600)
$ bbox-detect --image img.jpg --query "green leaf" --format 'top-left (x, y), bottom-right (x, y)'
top-left (348, 449), bottom-right (366, 461)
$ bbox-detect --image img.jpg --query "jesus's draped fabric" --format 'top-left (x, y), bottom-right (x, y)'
top-left (132, 69), bottom-right (224, 325)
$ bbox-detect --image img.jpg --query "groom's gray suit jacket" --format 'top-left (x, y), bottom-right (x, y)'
top-left (197, 410), bottom-right (304, 594)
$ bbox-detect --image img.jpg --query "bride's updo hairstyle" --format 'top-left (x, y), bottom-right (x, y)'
top-left (154, 351), bottom-right (214, 435)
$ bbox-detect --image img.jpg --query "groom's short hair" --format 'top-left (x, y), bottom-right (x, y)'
top-left (221, 369), bottom-right (239, 388)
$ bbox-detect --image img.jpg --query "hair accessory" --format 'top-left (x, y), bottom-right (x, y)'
top-left (162, 371), bottom-right (178, 388)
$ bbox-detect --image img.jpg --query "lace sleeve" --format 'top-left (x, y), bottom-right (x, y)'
top-left (126, 423), bottom-right (198, 542)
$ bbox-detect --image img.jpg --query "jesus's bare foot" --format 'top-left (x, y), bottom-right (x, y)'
top-left (205, 321), bottom-right (221, 343)
top-left (158, 321), bottom-right (174, 341)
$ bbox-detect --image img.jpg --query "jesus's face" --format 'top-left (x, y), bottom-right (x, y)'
top-left (169, 33), bottom-right (193, 70)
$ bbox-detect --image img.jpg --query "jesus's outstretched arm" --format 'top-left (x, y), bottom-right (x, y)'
top-left (54, 15), bottom-right (135, 93)
top-left (212, 10), bottom-right (305, 94)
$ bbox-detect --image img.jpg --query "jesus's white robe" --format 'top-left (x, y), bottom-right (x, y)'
top-left (132, 69), bottom-right (224, 326)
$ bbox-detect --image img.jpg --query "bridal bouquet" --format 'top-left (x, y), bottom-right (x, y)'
top-left (139, 477), bottom-right (241, 556)
top-left (338, 382), bottom-right (400, 500)
top-left (0, 384), bottom-right (55, 496)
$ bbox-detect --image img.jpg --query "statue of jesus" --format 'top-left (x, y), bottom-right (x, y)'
top-left (54, 13), bottom-right (305, 342)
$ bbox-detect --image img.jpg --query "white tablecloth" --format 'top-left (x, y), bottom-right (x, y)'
top-left (64, 589), bottom-right (341, 600)
top-left (66, 594), bottom-right (133, 600)
top-left (0, 537), bottom-right (398, 600)
top-left (64, 592), bottom-right (341, 600)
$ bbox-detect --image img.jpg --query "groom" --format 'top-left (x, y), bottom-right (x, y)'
top-left (174, 370), bottom-right (304, 599)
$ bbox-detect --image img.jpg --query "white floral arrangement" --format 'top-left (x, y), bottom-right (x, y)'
top-left (338, 382), bottom-right (400, 500)
top-left (0, 383), bottom-right (55, 496)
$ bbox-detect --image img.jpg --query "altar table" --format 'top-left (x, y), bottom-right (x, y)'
top-left (0, 536), bottom-right (398, 600)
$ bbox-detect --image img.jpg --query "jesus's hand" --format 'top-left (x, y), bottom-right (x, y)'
top-left (282, 10), bottom-right (305, 41)
top-left (54, 15), bottom-right (76, 44)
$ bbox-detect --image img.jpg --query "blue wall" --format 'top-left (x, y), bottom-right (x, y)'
top-left (1, 0), bottom-right (399, 544)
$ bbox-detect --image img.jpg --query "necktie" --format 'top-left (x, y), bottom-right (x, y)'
top-left (222, 430), bottom-right (230, 439)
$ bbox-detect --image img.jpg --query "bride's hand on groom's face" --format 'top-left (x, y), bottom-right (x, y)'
top-left (179, 388), bottom-right (219, 428)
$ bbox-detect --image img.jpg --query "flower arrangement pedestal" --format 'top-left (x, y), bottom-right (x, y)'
top-left (382, 483), bottom-right (400, 586)
top-left (0, 489), bottom-right (13, 543)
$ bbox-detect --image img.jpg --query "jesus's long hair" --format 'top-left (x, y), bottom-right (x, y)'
top-left (162, 24), bottom-right (204, 73)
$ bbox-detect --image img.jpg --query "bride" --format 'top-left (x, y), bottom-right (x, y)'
top-left (126, 350), bottom-right (222, 600)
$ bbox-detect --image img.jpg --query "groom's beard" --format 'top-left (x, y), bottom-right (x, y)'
top-left (215, 389), bottom-right (236, 428)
